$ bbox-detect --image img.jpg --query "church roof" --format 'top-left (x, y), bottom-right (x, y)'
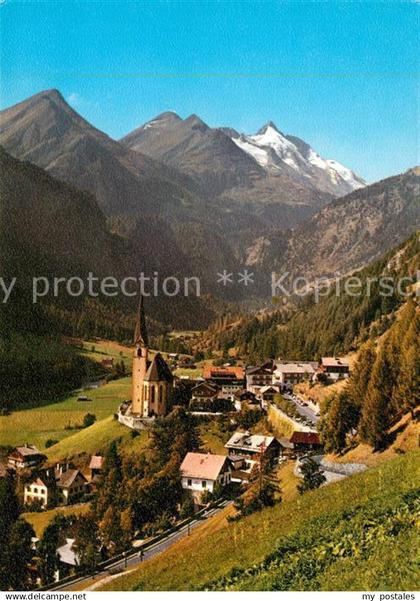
top-left (134, 295), bottom-right (149, 347)
top-left (144, 353), bottom-right (173, 383)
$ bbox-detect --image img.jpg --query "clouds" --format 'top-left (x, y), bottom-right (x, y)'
top-left (66, 92), bottom-right (100, 114)
top-left (67, 92), bottom-right (84, 107)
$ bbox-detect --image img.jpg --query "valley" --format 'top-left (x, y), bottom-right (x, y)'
top-left (0, 88), bottom-right (418, 594)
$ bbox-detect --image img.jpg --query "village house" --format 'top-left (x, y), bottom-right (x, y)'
top-left (8, 445), bottom-right (46, 471)
top-left (273, 362), bottom-right (317, 388)
top-left (89, 455), bottom-right (104, 481)
top-left (56, 467), bottom-right (88, 505)
top-left (24, 464), bottom-right (88, 509)
top-left (24, 471), bottom-right (55, 508)
top-left (259, 385), bottom-right (280, 403)
top-left (180, 452), bottom-right (232, 501)
top-left (320, 357), bottom-right (350, 380)
top-left (204, 366), bottom-right (245, 398)
top-left (245, 361), bottom-right (274, 392)
top-left (225, 431), bottom-right (281, 465)
top-left (289, 431), bottom-right (323, 453)
top-left (233, 389), bottom-right (259, 411)
top-left (56, 538), bottom-right (79, 580)
top-left (190, 381), bottom-right (220, 404)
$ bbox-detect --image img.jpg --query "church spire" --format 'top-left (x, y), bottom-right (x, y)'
top-left (134, 294), bottom-right (149, 347)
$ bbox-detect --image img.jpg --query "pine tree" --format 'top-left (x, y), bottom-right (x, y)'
top-left (359, 341), bottom-right (395, 450)
top-left (297, 459), bottom-right (326, 494)
top-left (38, 522), bottom-right (60, 585)
top-left (347, 340), bottom-right (376, 410)
top-left (7, 519), bottom-right (35, 590)
top-left (319, 391), bottom-right (359, 453)
top-left (394, 313), bottom-right (420, 417)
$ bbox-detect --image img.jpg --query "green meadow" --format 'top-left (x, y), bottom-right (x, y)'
top-left (0, 376), bottom-right (131, 451)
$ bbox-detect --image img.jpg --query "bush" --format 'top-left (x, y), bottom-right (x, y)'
top-left (82, 413), bottom-right (96, 428)
top-left (179, 497), bottom-right (195, 519)
top-left (45, 439), bottom-right (58, 448)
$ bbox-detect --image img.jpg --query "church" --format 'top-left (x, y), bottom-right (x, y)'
top-left (118, 296), bottom-right (173, 428)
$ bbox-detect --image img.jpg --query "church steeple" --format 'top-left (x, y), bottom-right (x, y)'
top-left (134, 294), bottom-right (149, 348)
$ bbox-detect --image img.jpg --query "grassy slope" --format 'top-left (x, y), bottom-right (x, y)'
top-left (0, 377), bottom-right (131, 450)
top-left (99, 451), bottom-right (419, 591)
top-left (23, 503), bottom-right (91, 537)
top-left (328, 412), bottom-right (420, 468)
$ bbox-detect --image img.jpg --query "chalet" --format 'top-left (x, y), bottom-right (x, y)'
top-left (225, 431), bottom-right (281, 463)
top-left (24, 464), bottom-right (88, 508)
top-left (320, 357), bottom-right (350, 380)
top-left (234, 389), bottom-right (258, 403)
top-left (273, 362), bottom-right (317, 388)
top-left (245, 361), bottom-right (274, 391)
top-left (24, 470), bottom-right (56, 508)
top-left (277, 436), bottom-right (295, 457)
top-left (180, 452), bottom-right (232, 501)
top-left (56, 538), bottom-right (80, 579)
top-left (204, 366), bottom-right (245, 398)
top-left (233, 389), bottom-right (259, 411)
top-left (191, 381), bottom-right (220, 403)
top-left (89, 455), bottom-right (104, 481)
top-left (259, 385), bottom-right (280, 403)
top-left (8, 445), bottom-right (46, 471)
top-left (289, 431), bottom-right (323, 453)
top-left (56, 468), bottom-right (88, 505)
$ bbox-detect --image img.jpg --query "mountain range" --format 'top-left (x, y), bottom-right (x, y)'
top-left (0, 89), bottom-right (418, 326)
top-left (124, 112), bottom-right (364, 198)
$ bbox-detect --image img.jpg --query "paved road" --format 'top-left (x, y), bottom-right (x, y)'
top-left (54, 500), bottom-right (232, 591)
top-left (283, 393), bottom-right (319, 426)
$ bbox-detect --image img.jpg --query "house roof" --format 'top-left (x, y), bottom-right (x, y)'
top-left (144, 353), bottom-right (173, 383)
top-left (10, 445), bottom-right (44, 459)
top-left (26, 470), bottom-right (56, 489)
top-left (89, 455), bottom-right (104, 470)
top-left (246, 365), bottom-right (273, 375)
top-left (321, 357), bottom-right (349, 368)
top-left (192, 382), bottom-right (220, 396)
top-left (203, 366), bottom-right (245, 380)
top-left (181, 452), bottom-right (228, 481)
top-left (278, 436), bottom-right (294, 449)
top-left (260, 385), bottom-right (279, 394)
top-left (225, 432), bottom-right (276, 453)
top-left (234, 389), bottom-right (256, 399)
top-left (290, 431), bottom-right (321, 445)
top-left (275, 363), bottom-right (316, 374)
top-left (57, 539), bottom-right (79, 566)
top-left (57, 469), bottom-right (86, 489)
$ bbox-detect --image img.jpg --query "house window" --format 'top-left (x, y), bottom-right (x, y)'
top-left (33, 487), bottom-right (38, 493)
top-left (202, 481), bottom-right (207, 489)
top-left (187, 479), bottom-right (192, 486)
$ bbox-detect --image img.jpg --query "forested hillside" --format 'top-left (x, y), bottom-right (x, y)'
top-left (319, 298), bottom-right (419, 452)
top-left (212, 233), bottom-right (419, 362)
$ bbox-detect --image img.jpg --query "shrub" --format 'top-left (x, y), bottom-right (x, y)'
top-left (82, 413), bottom-right (96, 428)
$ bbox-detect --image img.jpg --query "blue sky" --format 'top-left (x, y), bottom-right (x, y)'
top-left (0, 0), bottom-right (418, 182)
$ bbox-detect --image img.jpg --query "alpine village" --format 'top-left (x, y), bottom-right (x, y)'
top-left (0, 88), bottom-right (419, 593)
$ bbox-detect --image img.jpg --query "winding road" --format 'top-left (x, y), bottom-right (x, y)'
top-left (48, 500), bottom-right (232, 591)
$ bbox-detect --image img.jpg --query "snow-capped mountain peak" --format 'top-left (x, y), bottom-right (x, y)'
top-left (231, 123), bottom-right (365, 195)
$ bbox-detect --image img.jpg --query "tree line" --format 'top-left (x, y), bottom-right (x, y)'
top-left (319, 298), bottom-right (419, 452)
